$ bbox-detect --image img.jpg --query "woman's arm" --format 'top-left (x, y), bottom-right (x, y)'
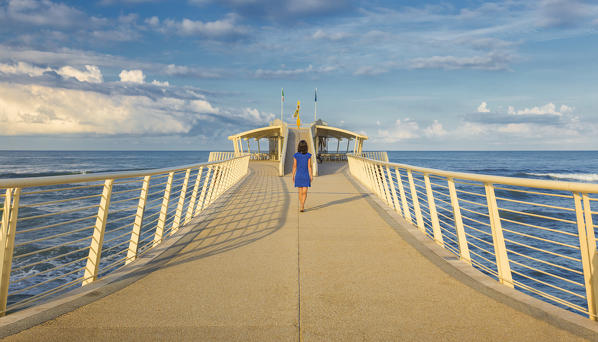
top-left (292, 157), bottom-right (297, 182)
top-left (308, 156), bottom-right (313, 182)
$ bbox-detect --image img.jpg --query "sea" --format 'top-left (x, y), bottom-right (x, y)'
top-left (1, 150), bottom-right (597, 315)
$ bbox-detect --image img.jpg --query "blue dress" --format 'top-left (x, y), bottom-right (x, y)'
top-left (294, 152), bottom-right (311, 187)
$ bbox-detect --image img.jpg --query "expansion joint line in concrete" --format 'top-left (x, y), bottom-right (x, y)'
top-left (297, 194), bottom-right (302, 342)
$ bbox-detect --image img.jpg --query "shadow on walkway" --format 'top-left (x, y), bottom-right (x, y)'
top-left (303, 194), bottom-right (367, 212)
top-left (125, 163), bottom-right (289, 276)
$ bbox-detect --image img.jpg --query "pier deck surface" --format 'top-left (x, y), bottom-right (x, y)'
top-left (5, 162), bottom-right (588, 341)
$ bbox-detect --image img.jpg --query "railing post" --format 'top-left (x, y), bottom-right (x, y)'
top-left (364, 160), bottom-right (376, 193)
top-left (83, 179), bottom-right (113, 286)
top-left (371, 163), bottom-right (385, 200)
top-left (484, 183), bottom-right (513, 288)
top-left (424, 174), bottom-right (443, 246)
top-left (574, 192), bottom-right (598, 320)
top-left (379, 164), bottom-right (393, 207)
top-left (171, 168), bottom-right (191, 235)
top-left (207, 165), bottom-right (220, 205)
top-left (386, 166), bottom-right (400, 214)
top-left (407, 170), bottom-right (425, 232)
top-left (153, 172), bottom-right (173, 247)
top-left (395, 168), bottom-right (411, 223)
top-left (447, 178), bottom-right (470, 264)
top-left (0, 188), bottom-right (20, 316)
top-left (126, 176), bottom-right (150, 265)
top-left (195, 167), bottom-right (212, 216)
top-left (184, 167), bottom-right (203, 224)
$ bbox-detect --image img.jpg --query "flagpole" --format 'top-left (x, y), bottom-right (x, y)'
top-left (314, 88), bottom-right (317, 123)
top-left (280, 88), bottom-right (284, 122)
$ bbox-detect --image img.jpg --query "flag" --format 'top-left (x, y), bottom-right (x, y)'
top-left (315, 88), bottom-right (317, 102)
top-left (281, 88), bottom-right (284, 102)
top-left (293, 100), bottom-right (300, 118)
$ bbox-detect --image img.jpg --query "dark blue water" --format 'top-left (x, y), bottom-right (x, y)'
top-left (1, 150), bottom-right (597, 316)
top-left (385, 151), bottom-right (598, 317)
top-left (387, 151), bottom-right (598, 182)
top-left (0, 151), bottom-right (211, 179)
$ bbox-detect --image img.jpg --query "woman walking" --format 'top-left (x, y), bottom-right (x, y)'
top-left (292, 140), bottom-right (313, 212)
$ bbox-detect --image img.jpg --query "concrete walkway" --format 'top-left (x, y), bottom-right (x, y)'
top-left (4, 162), bottom-right (590, 341)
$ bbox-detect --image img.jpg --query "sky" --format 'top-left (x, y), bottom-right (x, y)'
top-left (0, 0), bottom-right (597, 151)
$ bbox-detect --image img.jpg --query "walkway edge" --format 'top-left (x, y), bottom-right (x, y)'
top-left (344, 169), bottom-right (598, 342)
top-left (0, 169), bottom-right (252, 339)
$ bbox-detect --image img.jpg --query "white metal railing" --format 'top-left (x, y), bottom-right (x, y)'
top-left (360, 151), bottom-right (388, 162)
top-left (0, 155), bottom-right (250, 316)
top-left (208, 151), bottom-right (235, 161)
top-left (347, 154), bottom-right (598, 321)
top-left (210, 151), bottom-right (276, 162)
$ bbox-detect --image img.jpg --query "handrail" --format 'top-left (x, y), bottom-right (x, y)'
top-left (0, 154), bottom-right (250, 316)
top-left (347, 153), bottom-right (598, 321)
top-left (351, 154), bottom-right (598, 193)
top-left (0, 157), bottom-right (243, 189)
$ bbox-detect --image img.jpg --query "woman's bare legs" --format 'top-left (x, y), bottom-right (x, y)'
top-left (298, 187), bottom-right (308, 211)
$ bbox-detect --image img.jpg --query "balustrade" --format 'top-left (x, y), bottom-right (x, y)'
top-left (348, 154), bottom-right (598, 321)
top-left (0, 155), bottom-right (249, 316)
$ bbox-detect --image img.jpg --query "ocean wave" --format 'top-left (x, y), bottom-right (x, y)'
top-left (526, 172), bottom-right (598, 182)
top-left (0, 170), bottom-right (90, 178)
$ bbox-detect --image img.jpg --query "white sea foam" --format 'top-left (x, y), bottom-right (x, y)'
top-left (527, 172), bottom-right (598, 182)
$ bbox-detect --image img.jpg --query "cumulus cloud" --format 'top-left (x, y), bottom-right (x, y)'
top-left (465, 102), bottom-right (578, 129)
top-left (57, 65), bottom-right (103, 83)
top-left (424, 120), bottom-right (447, 137)
top-left (151, 79), bottom-right (169, 87)
top-left (377, 118), bottom-right (419, 143)
top-left (477, 102), bottom-right (490, 113)
top-left (507, 102), bottom-right (573, 116)
top-left (0, 62), bottom-right (103, 83)
top-left (0, 82), bottom-right (222, 135)
top-left (119, 69), bottom-right (145, 83)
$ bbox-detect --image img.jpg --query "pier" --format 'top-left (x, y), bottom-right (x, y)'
top-left (2, 121), bottom-right (598, 340)
top-left (1, 162), bottom-right (590, 341)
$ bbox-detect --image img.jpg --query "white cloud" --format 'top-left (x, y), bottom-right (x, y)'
top-left (377, 118), bottom-right (419, 143)
top-left (0, 82), bottom-right (219, 135)
top-left (0, 61), bottom-right (48, 77)
top-left (0, 62), bottom-right (103, 83)
top-left (158, 14), bottom-right (248, 39)
top-left (119, 69), bottom-right (145, 83)
top-left (424, 120), bottom-right (447, 137)
top-left (58, 65), bottom-right (103, 83)
top-left (239, 108), bottom-right (275, 122)
top-left (151, 79), bottom-right (169, 87)
top-left (507, 102), bottom-right (573, 116)
top-left (477, 101), bottom-right (490, 113)
top-left (191, 99), bottom-right (218, 114)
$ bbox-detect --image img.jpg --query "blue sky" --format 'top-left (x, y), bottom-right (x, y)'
top-left (0, 0), bottom-right (597, 150)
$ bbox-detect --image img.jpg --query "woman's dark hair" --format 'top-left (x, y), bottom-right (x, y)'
top-left (298, 140), bottom-right (308, 154)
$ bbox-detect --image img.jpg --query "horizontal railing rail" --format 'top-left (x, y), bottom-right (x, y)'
top-left (347, 153), bottom-right (598, 321)
top-left (360, 151), bottom-right (389, 162)
top-left (0, 155), bottom-right (250, 316)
